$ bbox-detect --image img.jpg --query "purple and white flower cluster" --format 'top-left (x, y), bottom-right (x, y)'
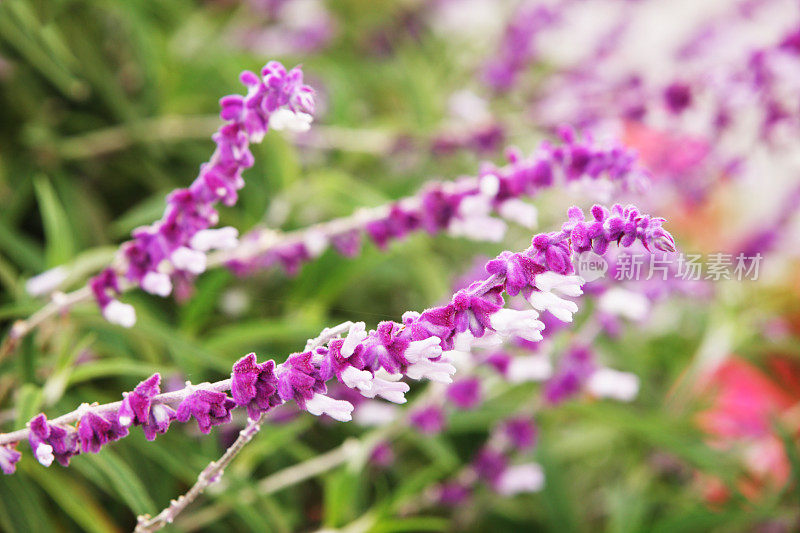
top-left (89, 61), bottom-right (314, 327)
top-left (482, 1), bottom-right (563, 91)
top-left (227, 126), bottom-right (649, 277)
top-left (0, 203), bottom-right (673, 474)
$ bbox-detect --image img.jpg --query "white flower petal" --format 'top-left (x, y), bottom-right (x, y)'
top-left (103, 300), bottom-right (137, 327)
top-left (171, 247), bottom-right (207, 275)
top-left (495, 463), bottom-right (545, 495)
top-left (142, 272), bottom-right (172, 297)
top-left (305, 393), bottom-right (354, 422)
top-left (190, 227), bottom-right (239, 252)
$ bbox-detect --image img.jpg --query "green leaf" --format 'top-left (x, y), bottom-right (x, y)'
top-left (323, 468), bottom-right (362, 528)
top-left (34, 175), bottom-right (76, 266)
top-left (370, 516), bottom-right (450, 533)
top-left (0, 473), bottom-right (56, 533)
top-left (66, 359), bottom-right (169, 386)
top-left (81, 451), bottom-right (156, 514)
top-left (15, 383), bottom-right (44, 425)
top-left (203, 317), bottom-right (326, 354)
top-left (388, 466), bottom-right (447, 511)
top-left (536, 441), bottom-right (582, 533)
top-left (774, 419), bottom-right (800, 506)
top-left (179, 269), bottom-right (233, 334)
top-left (28, 465), bottom-right (120, 533)
top-left (0, 217), bottom-right (44, 272)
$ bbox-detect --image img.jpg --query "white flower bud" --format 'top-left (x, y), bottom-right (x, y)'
top-left (305, 393), bottom-right (354, 422)
top-left (171, 247), bottom-right (207, 274)
top-left (103, 300), bottom-right (136, 328)
top-left (190, 227), bottom-right (239, 252)
top-left (26, 266), bottom-right (68, 296)
top-left (341, 322), bottom-right (367, 358)
top-left (404, 336), bottom-right (443, 363)
top-left (340, 366), bottom-right (373, 392)
top-left (406, 359), bottom-right (456, 383)
top-left (533, 271), bottom-right (584, 296)
top-left (598, 288), bottom-right (650, 321)
top-left (448, 216), bottom-right (507, 242)
top-left (354, 402), bottom-right (398, 426)
top-left (495, 463), bottom-right (545, 495)
top-left (490, 309), bottom-right (545, 342)
top-left (303, 230), bottom-right (329, 258)
top-left (498, 199), bottom-right (538, 229)
top-left (528, 291), bottom-right (579, 322)
top-left (34, 443), bottom-right (54, 467)
top-left (586, 368), bottom-right (640, 402)
top-left (141, 272), bottom-right (172, 297)
top-left (361, 377), bottom-right (410, 404)
top-left (507, 356), bottom-right (553, 382)
top-left (268, 109), bottom-right (313, 132)
top-left (479, 174), bottom-right (500, 197)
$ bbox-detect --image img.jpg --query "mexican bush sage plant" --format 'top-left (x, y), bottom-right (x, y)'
top-left (0, 56), bottom-right (678, 532)
top-left (89, 60), bottom-right (314, 327)
top-left (0, 194), bottom-right (674, 529)
top-left (3, 124), bottom-right (647, 355)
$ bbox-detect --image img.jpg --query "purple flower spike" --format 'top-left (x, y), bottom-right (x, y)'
top-left (452, 286), bottom-right (503, 337)
top-left (88, 60), bottom-right (315, 322)
top-left (532, 233), bottom-right (573, 274)
top-left (412, 306), bottom-right (457, 348)
top-left (276, 352), bottom-right (325, 408)
top-left (437, 481), bottom-right (472, 506)
top-left (331, 230), bottom-right (362, 257)
top-left (0, 445), bottom-right (21, 475)
top-left (563, 204), bottom-right (676, 255)
top-left (409, 406), bottom-right (446, 435)
top-left (501, 418), bottom-right (538, 451)
top-left (118, 373), bottom-right (161, 428)
top-left (544, 346), bottom-right (596, 404)
top-left (231, 353), bottom-right (281, 419)
top-left (485, 251), bottom-right (542, 296)
top-left (176, 390), bottom-right (237, 434)
top-left (362, 322), bottom-right (411, 375)
top-left (473, 447), bottom-right (507, 484)
top-left (369, 442), bottom-right (395, 468)
top-left (78, 411), bottom-right (129, 454)
top-left (28, 414), bottom-right (79, 467)
top-left (141, 403), bottom-right (177, 441)
top-left (447, 378), bottom-right (482, 409)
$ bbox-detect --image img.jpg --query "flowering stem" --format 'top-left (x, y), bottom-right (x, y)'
top-left (4, 129), bottom-right (646, 360)
top-left (0, 183), bottom-right (452, 359)
top-left (0, 327), bottom-right (367, 446)
top-left (134, 322), bottom-right (353, 532)
top-left (0, 378), bottom-right (230, 447)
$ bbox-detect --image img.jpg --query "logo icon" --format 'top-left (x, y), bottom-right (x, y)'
top-left (574, 251), bottom-right (608, 282)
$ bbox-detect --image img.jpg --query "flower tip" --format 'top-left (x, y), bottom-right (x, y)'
top-left (103, 300), bottom-right (137, 328)
top-left (35, 444), bottom-right (54, 467)
top-left (654, 234), bottom-right (677, 252)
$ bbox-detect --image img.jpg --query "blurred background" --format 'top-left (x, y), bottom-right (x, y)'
top-left (1, 0), bottom-right (799, 531)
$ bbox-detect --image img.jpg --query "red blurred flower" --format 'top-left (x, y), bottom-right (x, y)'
top-left (694, 356), bottom-right (800, 502)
